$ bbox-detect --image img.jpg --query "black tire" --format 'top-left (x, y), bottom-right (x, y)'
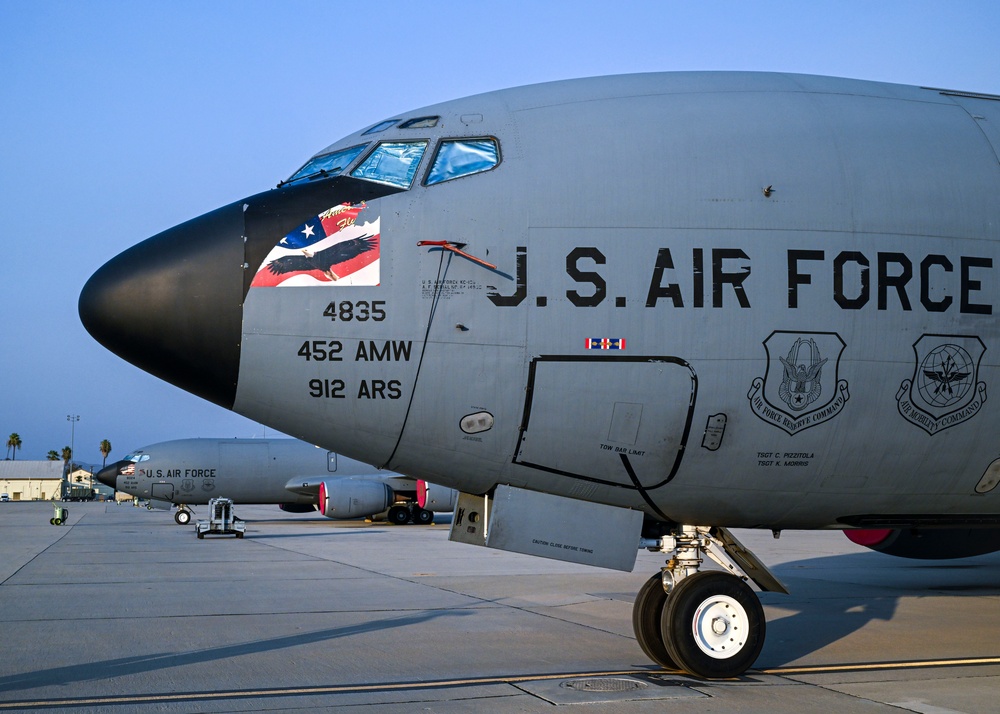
top-left (54, 518), bottom-right (63, 526)
top-left (413, 508), bottom-right (434, 525)
top-left (175, 510), bottom-right (191, 525)
top-left (197, 532), bottom-right (205, 539)
top-left (236, 532), bottom-right (244, 539)
top-left (388, 505), bottom-right (410, 525)
top-left (660, 571), bottom-right (765, 679)
top-left (632, 572), bottom-right (677, 669)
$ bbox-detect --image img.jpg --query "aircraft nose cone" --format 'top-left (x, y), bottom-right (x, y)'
top-left (95, 461), bottom-right (126, 489)
top-left (81, 176), bottom-right (400, 408)
top-left (79, 202), bottom-right (245, 408)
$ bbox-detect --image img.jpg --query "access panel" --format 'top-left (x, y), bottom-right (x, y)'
top-left (514, 356), bottom-right (696, 490)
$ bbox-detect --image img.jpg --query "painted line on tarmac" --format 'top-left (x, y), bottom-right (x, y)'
top-left (6, 658), bottom-right (1000, 709)
top-left (763, 656), bottom-right (1000, 676)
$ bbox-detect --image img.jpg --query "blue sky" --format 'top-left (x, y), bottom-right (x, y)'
top-left (2, 1), bottom-right (999, 464)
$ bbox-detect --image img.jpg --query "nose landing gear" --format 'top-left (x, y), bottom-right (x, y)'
top-left (632, 571), bottom-right (677, 669)
top-left (632, 526), bottom-right (786, 678)
top-left (661, 570), bottom-right (765, 677)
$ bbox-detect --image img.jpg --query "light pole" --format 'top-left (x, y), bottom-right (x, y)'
top-left (66, 414), bottom-right (79, 498)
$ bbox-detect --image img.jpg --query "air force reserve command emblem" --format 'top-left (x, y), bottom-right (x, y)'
top-left (748, 331), bottom-right (850, 435)
top-left (897, 335), bottom-right (986, 435)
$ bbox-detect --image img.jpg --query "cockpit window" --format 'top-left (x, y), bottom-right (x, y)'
top-left (351, 141), bottom-right (427, 188)
top-left (123, 453), bottom-right (149, 462)
top-left (399, 116), bottom-right (439, 129)
top-left (362, 120), bottom-right (399, 135)
top-left (285, 144), bottom-right (368, 186)
top-left (425, 138), bottom-right (500, 185)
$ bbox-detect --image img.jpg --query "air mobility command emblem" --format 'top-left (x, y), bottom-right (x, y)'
top-left (748, 331), bottom-right (850, 435)
top-left (896, 335), bottom-right (986, 435)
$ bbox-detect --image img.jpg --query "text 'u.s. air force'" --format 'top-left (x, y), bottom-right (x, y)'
top-left (487, 246), bottom-right (992, 314)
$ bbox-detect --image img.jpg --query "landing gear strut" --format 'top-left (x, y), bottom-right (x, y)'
top-left (632, 525), bottom-right (785, 678)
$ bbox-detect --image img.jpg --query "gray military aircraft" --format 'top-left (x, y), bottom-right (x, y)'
top-left (80, 72), bottom-right (1000, 678)
top-left (95, 438), bottom-right (456, 526)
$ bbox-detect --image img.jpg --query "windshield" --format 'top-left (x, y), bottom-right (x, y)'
top-left (426, 138), bottom-right (499, 185)
top-left (285, 144), bottom-right (368, 186)
top-left (351, 141), bottom-right (427, 188)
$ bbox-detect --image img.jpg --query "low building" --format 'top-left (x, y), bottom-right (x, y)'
top-left (66, 465), bottom-right (100, 499)
top-left (0, 461), bottom-right (66, 501)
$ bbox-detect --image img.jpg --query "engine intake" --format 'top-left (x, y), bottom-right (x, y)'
top-left (417, 480), bottom-right (458, 512)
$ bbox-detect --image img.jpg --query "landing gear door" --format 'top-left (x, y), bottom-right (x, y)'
top-left (514, 356), bottom-right (696, 489)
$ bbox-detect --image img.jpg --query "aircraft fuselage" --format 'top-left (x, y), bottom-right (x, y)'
top-left (81, 72), bottom-right (1000, 532)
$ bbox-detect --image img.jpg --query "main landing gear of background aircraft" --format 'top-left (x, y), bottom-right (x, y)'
top-left (632, 525), bottom-right (787, 678)
top-left (387, 504), bottom-right (434, 525)
top-left (174, 507), bottom-right (192, 525)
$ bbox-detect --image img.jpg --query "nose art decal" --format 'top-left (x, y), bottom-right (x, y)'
top-left (250, 202), bottom-right (380, 287)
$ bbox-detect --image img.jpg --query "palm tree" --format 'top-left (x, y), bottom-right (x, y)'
top-left (6, 433), bottom-right (22, 460)
top-left (46, 450), bottom-right (59, 461)
top-left (59, 446), bottom-right (73, 500)
top-left (99, 439), bottom-right (112, 467)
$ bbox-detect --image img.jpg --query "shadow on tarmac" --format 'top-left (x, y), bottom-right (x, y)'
top-left (0, 610), bottom-right (473, 692)
top-left (758, 549), bottom-right (1000, 666)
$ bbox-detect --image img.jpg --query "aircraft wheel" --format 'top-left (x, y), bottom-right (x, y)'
top-left (632, 572), bottom-right (677, 669)
top-left (660, 571), bottom-right (765, 679)
top-left (388, 505), bottom-right (410, 525)
top-left (413, 507), bottom-right (433, 525)
top-left (174, 510), bottom-right (191, 525)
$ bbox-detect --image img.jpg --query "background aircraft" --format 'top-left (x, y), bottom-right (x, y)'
top-left (81, 72), bottom-right (1000, 678)
top-left (96, 438), bottom-right (456, 525)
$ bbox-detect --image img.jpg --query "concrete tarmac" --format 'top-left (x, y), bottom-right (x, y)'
top-left (1, 501), bottom-right (998, 713)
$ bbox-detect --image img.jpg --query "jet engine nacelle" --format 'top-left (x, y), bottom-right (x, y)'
top-left (417, 480), bottom-right (458, 512)
top-left (318, 478), bottom-right (394, 519)
top-left (845, 528), bottom-right (1000, 560)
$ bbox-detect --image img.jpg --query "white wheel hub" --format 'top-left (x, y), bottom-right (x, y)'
top-left (691, 594), bottom-right (747, 659)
